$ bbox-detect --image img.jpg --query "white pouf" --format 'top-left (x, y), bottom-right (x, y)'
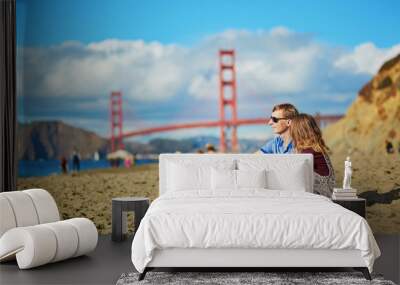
top-left (0, 189), bottom-right (98, 269)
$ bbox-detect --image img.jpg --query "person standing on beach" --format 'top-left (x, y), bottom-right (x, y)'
top-left (72, 150), bottom-right (81, 172)
top-left (385, 140), bottom-right (394, 154)
top-left (256, 103), bottom-right (299, 154)
top-left (60, 156), bottom-right (68, 174)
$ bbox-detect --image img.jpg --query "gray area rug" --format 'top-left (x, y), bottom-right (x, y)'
top-left (116, 271), bottom-right (396, 285)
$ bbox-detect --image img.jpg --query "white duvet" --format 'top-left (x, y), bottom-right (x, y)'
top-left (131, 190), bottom-right (380, 273)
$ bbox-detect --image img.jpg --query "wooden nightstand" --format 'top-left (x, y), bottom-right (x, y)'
top-left (332, 198), bottom-right (366, 218)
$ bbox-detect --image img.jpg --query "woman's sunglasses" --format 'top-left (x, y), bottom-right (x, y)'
top-left (270, 116), bottom-right (288, 123)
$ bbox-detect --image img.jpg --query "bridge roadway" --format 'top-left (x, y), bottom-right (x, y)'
top-left (121, 115), bottom-right (343, 138)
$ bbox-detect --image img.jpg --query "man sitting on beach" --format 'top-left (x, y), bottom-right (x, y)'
top-left (256, 103), bottom-right (299, 154)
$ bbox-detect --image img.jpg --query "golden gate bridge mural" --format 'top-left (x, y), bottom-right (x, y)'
top-left (110, 50), bottom-right (343, 153)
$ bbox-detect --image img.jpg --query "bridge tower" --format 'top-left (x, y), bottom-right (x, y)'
top-left (219, 49), bottom-right (238, 153)
top-left (110, 91), bottom-right (124, 152)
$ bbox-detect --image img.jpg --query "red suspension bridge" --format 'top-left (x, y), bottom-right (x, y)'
top-left (110, 50), bottom-right (343, 153)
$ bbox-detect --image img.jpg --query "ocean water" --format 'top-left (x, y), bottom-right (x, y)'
top-left (18, 159), bottom-right (158, 178)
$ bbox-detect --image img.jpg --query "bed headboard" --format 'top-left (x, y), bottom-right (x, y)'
top-left (159, 153), bottom-right (314, 196)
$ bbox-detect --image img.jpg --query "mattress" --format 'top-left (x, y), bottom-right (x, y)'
top-left (131, 190), bottom-right (380, 273)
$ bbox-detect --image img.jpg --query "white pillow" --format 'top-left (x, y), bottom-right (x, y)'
top-left (266, 161), bottom-right (308, 191)
top-left (167, 160), bottom-right (236, 192)
top-left (236, 169), bottom-right (267, 189)
top-left (167, 162), bottom-right (211, 191)
top-left (211, 168), bottom-right (236, 190)
top-left (211, 169), bottom-right (268, 191)
top-left (238, 159), bottom-right (309, 191)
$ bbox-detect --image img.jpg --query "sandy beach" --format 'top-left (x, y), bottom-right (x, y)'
top-left (17, 156), bottom-right (400, 235)
top-left (17, 164), bottom-right (159, 235)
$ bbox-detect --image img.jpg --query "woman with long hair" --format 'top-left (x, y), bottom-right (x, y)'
top-left (290, 113), bottom-right (335, 197)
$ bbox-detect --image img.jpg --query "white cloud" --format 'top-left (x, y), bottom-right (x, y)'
top-left (269, 26), bottom-right (292, 37)
top-left (334, 42), bottom-right (400, 74)
top-left (22, 28), bottom-right (396, 103)
top-left (184, 28), bottom-right (321, 99)
top-left (23, 39), bottom-right (187, 102)
top-left (19, 27), bottom-right (324, 103)
top-left (188, 74), bottom-right (218, 99)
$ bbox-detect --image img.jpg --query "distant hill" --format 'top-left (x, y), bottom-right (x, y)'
top-left (17, 121), bottom-right (266, 160)
top-left (17, 121), bottom-right (151, 160)
top-left (18, 121), bottom-right (105, 160)
top-left (146, 136), bottom-right (265, 153)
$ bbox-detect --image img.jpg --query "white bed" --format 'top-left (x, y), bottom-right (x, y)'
top-left (131, 154), bottom-right (380, 280)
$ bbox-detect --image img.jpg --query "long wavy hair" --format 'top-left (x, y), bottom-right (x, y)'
top-left (290, 113), bottom-right (330, 154)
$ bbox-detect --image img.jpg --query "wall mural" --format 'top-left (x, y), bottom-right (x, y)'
top-left (16, 0), bottom-right (400, 234)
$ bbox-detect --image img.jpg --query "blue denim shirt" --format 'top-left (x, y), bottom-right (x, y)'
top-left (260, 136), bottom-right (294, 154)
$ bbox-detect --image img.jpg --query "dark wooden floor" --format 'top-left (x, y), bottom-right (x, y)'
top-left (0, 234), bottom-right (399, 285)
top-left (0, 235), bottom-right (134, 285)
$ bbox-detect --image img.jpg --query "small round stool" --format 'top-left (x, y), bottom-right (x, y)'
top-left (111, 197), bottom-right (149, 242)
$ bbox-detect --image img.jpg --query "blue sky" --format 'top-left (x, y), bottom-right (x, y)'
top-left (16, 0), bottom-right (400, 142)
top-left (17, 0), bottom-right (400, 47)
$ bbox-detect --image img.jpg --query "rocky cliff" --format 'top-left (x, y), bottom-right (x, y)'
top-left (17, 121), bottom-right (152, 160)
top-left (324, 54), bottom-right (400, 156)
top-left (17, 121), bottom-right (109, 160)
top-left (323, 54), bottom-right (400, 233)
